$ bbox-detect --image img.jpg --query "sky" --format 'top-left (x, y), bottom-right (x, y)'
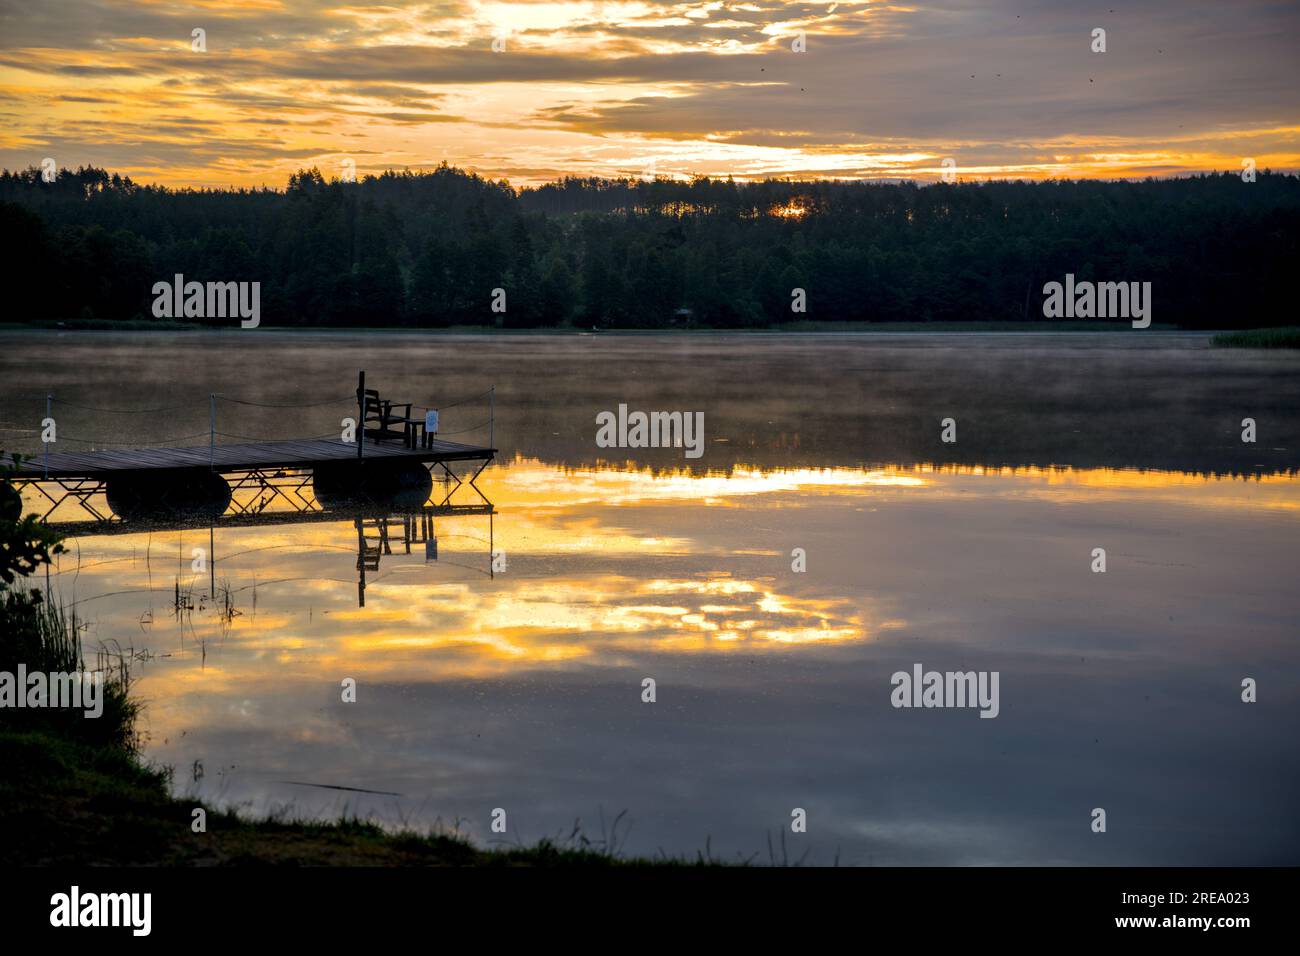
top-left (0, 0), bottom-right (1298, 188)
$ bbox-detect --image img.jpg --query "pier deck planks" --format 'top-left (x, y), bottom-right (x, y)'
top-left (3, 438), bottom-right (495, 480)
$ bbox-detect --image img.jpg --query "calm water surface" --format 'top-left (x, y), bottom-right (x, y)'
top-left (2, 331), bottom-right (1297, 865)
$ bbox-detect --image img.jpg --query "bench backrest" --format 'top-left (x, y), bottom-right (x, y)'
top-left (361, 389), bottom-right (386, 423)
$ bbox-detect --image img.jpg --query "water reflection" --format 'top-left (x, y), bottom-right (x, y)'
top-left (26, 455), bottom-right (1300, 865)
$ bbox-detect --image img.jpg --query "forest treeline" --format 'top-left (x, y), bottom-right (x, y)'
top-left (1, 165), bottom-right (1296, 329)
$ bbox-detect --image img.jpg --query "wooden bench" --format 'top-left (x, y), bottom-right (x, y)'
top-left (362, 389), bottom-right (418, 447)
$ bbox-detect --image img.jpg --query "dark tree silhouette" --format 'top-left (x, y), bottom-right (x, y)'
top-left (1, 165), bottom-right (1296, 329)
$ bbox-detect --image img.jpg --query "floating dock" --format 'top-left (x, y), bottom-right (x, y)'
top-left (3, 436), bottom-right (494, 479)
top-left (5, 438), bottom-right (496, 523)
top-left (4, 373), bottom-right (498, 522)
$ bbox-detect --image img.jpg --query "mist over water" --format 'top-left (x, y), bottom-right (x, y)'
top-left (3, 330), bottom-right (1297, 864)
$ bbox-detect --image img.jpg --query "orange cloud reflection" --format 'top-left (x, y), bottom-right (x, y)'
top-left (29, 455), bottom-right (1299, 751)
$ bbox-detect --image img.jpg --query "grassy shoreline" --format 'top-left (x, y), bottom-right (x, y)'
top-left (1210, 326), bottom-right (1300, 348)
top-left (3, 318), bottom-right (1201, 334)
top-left (1, 727), bottom-right (683, 866)
top-left (0, 590), bottom-right (690, 866)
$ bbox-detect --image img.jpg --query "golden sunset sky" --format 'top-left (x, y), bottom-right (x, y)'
top-left (1, 0), bottom-right (1298, 188)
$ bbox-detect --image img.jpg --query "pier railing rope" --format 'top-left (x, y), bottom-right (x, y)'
top-left (41, 393), bottom-right (356, 414)
top-left (411, 386), bottom-right (495, 412)
top-left (215, 395), bottom-right (355, 409)
top-left (55, 432), bottom-right (214, 445)
top-left (412, 386), bottom-right (496, 447)
top-left (435, 419), bottom-right (492, 437)
top-left (50, 399), bottom-right (197, 414)
top-left (214, 430), bottom-right (344, 442)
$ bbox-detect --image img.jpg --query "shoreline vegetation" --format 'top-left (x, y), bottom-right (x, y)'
top-left (0, 318), bottom-right (1229, 334)
top-left (2, 165), bottom-right (1297, 333)
top-left (0, 459), bottom-right (711, 866)
top-left (1210, 326), bottom-right (1300, 349)
top-left (6, 319), bottom-right (1297, 346)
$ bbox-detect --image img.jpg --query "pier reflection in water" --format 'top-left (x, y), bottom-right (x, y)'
top-left (25, 455), bottom-right (1300, 865)
top-left (44, 501), bottom-right (494, 611)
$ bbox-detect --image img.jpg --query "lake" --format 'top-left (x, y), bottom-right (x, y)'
top-left (2, 330), bottom-right (1297, 865)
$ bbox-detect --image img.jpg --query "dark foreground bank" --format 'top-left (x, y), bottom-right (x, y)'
top-left (0, 728), bottom-right (681, 866)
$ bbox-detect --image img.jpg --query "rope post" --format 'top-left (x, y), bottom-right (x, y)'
top-left (357, 371), bottom-right (365, 460)
top-left (209, 394), bottom-right (215, 469)
top-left (489, 385), bottom-right (495, 448)
top-left (44, 394), bottom-right (51, 479)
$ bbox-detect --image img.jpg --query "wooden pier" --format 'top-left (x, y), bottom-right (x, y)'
top-left (3, 373), bottom-right (497, 522)
top-left (5, 435), bottom-right (495, 523)
top-left (2, 436), bottom-right (494, 480)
